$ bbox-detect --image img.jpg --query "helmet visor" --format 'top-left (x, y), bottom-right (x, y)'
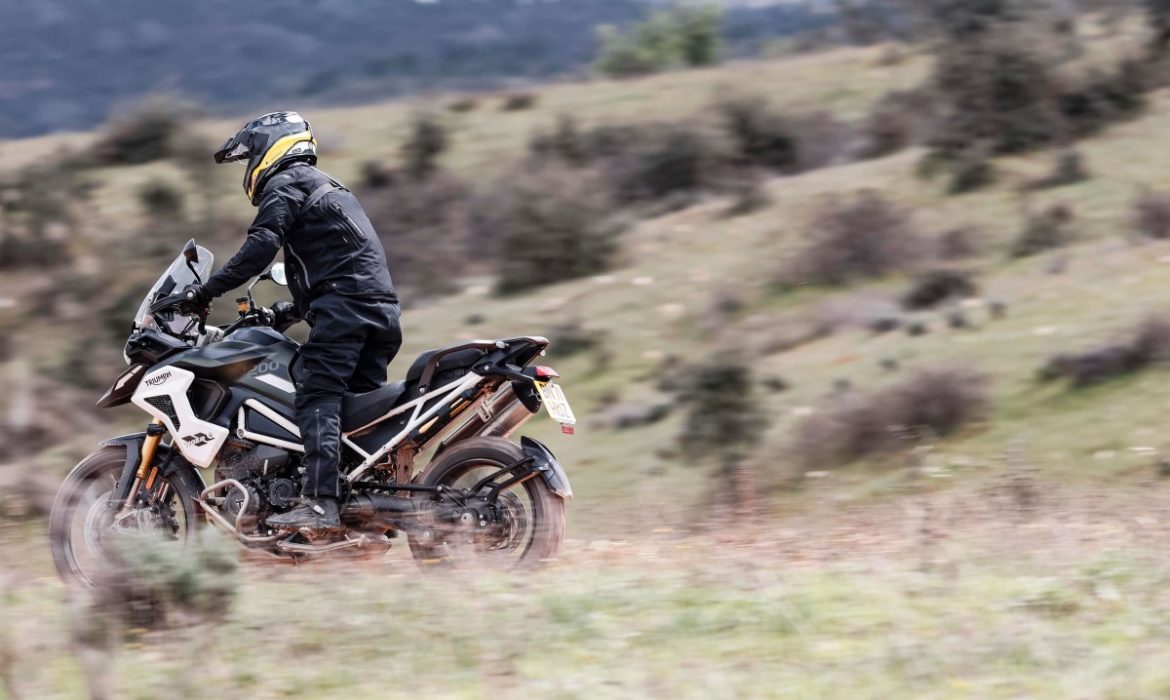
top-left (213, 133), bottom-right (251, 163)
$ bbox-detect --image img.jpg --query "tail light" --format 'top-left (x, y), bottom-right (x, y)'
top-left (534, 366), bottom-right (560, 380)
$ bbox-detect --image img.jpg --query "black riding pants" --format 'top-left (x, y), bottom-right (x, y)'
top-left (294, 293), bottom-right (402, 499)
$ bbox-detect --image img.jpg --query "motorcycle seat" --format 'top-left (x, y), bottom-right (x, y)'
top-left (341, 381), bottom-right (407, 432)
top-left (405, 345), bottom-right (491, 383)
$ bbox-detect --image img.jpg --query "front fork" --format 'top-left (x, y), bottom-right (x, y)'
top-left (119, 419), bottom-right (167, 512)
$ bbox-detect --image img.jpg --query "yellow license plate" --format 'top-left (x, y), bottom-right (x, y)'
top-left (535, 381), bottom-right (577, 427)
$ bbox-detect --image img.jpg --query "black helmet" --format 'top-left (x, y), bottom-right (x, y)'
top-left (214, 111), bottom-right (317, 204)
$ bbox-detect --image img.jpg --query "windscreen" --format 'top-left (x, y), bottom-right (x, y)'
top-left (132, 245), bottom-right (214, 335)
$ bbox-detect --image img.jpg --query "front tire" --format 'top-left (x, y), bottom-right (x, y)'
top-left (409, 437), bottom-right (566, 568)
top-left (49, 446), bottom-right (199, 588)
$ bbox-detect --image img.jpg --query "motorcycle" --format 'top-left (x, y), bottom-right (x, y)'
top-left (49, 240), bottom-right (577, 586)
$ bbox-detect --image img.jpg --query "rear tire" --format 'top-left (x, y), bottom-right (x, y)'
top-left (409, 437), bottom-right (566, 568)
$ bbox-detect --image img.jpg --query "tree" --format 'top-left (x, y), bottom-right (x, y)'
top-left (593, 6), bottom-right (723, 78)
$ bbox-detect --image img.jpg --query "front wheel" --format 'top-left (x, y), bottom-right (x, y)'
top-left (49, 446), bottom-right (199, 588)
top-left (409, 437), bottom-right (566, 568)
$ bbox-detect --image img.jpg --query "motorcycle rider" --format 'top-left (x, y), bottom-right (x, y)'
top-left (183, 111), bottom-right (401, 531)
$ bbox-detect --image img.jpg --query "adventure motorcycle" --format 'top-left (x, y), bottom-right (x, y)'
top-left (49, 240), bottom-right (577, 586)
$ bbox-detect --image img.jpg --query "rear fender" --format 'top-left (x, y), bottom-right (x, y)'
top-left (520, 436), bottom-right (572, 500)
top-left (100, 433), bottom-right (207, 506)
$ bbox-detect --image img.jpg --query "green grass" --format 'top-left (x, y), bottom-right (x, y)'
top-left (6, 513), bottom-right (1170, 699)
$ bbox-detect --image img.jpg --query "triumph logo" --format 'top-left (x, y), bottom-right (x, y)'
top-left (144, 371), bottom-right (172, 386)
top-left (183, 432), bottom-right (215, 447)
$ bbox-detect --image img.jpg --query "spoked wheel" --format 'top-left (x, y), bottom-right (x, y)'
top-left (49, 447), bottom-right (198, 588)
top-left (409, 437), bottom-right (565, 569)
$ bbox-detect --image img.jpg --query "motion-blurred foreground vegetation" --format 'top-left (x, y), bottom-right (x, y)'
top-left (8, 0), bottom-right (1170, 696)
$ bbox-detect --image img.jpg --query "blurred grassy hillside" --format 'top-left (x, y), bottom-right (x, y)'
top-left (5, 15), bottom-right (1170, 533)
top-left (9, 5), bottom-right (1170, 698)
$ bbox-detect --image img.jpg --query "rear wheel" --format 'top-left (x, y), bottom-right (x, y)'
top-left (409, 437), bottom-right (565, 568)
top-left (49, 447), bottom-right (199, 588)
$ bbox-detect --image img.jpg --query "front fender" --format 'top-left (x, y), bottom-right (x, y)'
top-left (100, 433), bottom-right (206, 506)
top-left (521, 436), bottom-right (573, 500)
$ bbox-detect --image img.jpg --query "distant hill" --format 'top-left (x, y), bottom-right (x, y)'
top-left (0, 0), bottom-right (833, 138)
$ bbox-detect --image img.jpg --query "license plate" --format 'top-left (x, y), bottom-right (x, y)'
top-left (535, 381), bottom-right (577, 427)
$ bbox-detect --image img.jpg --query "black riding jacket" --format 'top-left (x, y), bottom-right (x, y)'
top-left (204, 162), bottom-right (397, 316)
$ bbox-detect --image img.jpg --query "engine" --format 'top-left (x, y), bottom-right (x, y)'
top-left (215, 439), bottom-right (299, 528)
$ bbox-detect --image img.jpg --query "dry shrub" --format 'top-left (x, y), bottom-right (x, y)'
top-left (721, 171), bottom-right (771, 217)
top-left (360, 160), bottom-right (395, 189)
top-left (474, 165), bottom-right (627, 294)
top-left (714, 94), bottom-right (846, 173)
top-left (859, 88), bottom-right (937, 159)
top-left (530, 117), bottom-right (726, 207)
top-left (1038, 315), bottom-right (1170, 386)
top-left (401, 111), bottom-right (449, 179)
top-left (90, 97), bottom-right (195, 166)
top-left (448, 97), bottom-right (479, 113)
top-left (791, 367), bottom-right (991, 467)
top-left (545, 319), bottom-right (601, 358)
top-left (929, 34), bottom-right (1063, 159)
top-left (900, 268), bottom-right (979, 310)
top-left (501, 92), bottom-right (539, 111)
top-left (946, 149), bottom-right (998, 194)
top-left (361, 171), bottom-right (473, 297)
top-left (1058, 59), bottom-right (1149, 139)
top-left (937, 225), bottom-right (985, 260)
top-left (1011, 203), bottom-right (1076, 258)
top-left (677, 355), bottom-right (766, 462)
top-left (603, 121), bottom-right (726, 206)
top-left (780, 190), bottom-right (924, 287)
top-left (1025, 150), bottom-right (1089, 191)
top-left (1133, 189), bottom-right (1170, 240)
top-left (137, 180), bottom-right (185, 220)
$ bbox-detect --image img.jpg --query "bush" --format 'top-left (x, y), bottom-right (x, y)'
top-left (677, 356), bottom-right (766, 462)
top-left (501, 92), bottom-right (539, 112)
top-left (1025, 150), bottom-right (1089, 191)
top-left (1133, 189), bottom-right (1170, 240)
top-left (602, 121), bottom-right (727, 206)
top-left (91, 97), bottom-right (194, 166)
top-left (1059, 59), bottom-right (1149, 139)
top-left (448, 97), bottom-right (479, 113)
top-left (791, 367), bottom-right (990, 467)
top-left (360, 160), bottom-right (395, 189)
top-left (594, 6), bottom-right (722, 78)
top-left (1011, 203), bottom-right (1076, 258)
top-left (946, 149), bottom-right (998, 194)
top-left (401, 111), bottom-right (448, 179)
top-left (528, 115), bottom-right (588, 165)
top-left (137, 180), bottom-right (185, 220)
top-left (361, 171), bottom-right (473, 297)
top-left (859, 88), bottom-right (937, 159)
top-left (929, 33), bottom-right (1063, 159)
top-left (780, 191), bottom-right (924, 287)
top-left (937, 226), bottom-right (985, 260)
top-left (1038, 315), bottom-right (1170, 386)
top-left (714, 94), bottom-right (846, 174)
top-left (546, 320), bottom-right (601, 358)
top-left (721, 171), bottom-right (771, 217)
top-left (530, 117), bottom-right (727, 207)
top-left (474, 165), bottom-right (627, 294)
top-left (900, 268), bottom-right (979, 310)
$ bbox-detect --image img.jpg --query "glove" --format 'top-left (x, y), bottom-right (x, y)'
top-left (178, 283), bottom-right (212, 316)
top-left (271, 301), bottom-right (302, 332)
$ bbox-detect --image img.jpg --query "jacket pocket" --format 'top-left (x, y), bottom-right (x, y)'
top-left (327, 202), bottom-right (366, 250)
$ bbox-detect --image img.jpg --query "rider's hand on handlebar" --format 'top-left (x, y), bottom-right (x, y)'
top-left (177, 284), bottom-right (212, 317)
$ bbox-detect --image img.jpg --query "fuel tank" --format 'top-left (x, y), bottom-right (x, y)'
top-left (169, 327), bottom-right (299, 406)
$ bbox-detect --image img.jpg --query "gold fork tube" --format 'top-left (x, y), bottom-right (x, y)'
top-left (124, 419), bottom-right (165, 509)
